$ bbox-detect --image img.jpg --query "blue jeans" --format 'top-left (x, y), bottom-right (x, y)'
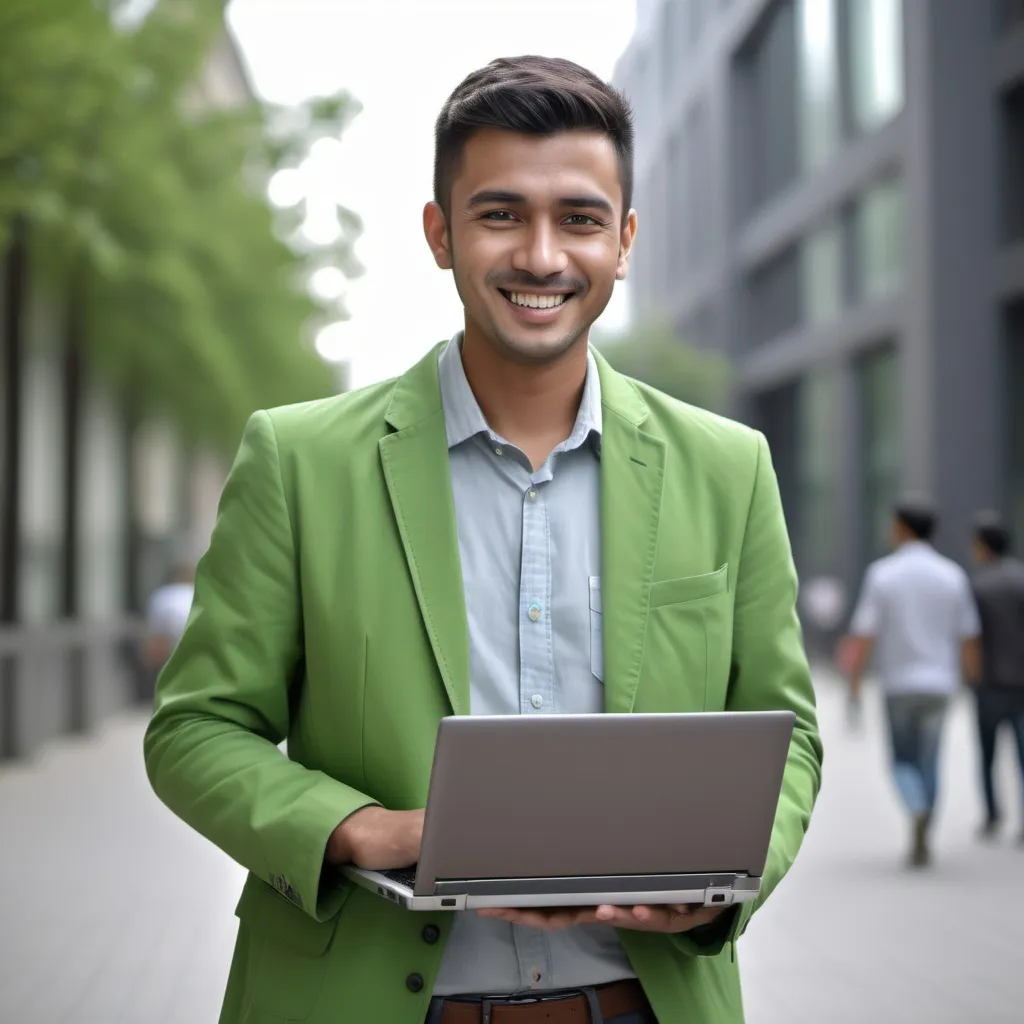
top-left (885, 693), bottom-right (949, 817)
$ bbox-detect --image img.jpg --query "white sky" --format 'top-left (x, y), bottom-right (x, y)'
top-left (227, 0), bottom-right (638, 388)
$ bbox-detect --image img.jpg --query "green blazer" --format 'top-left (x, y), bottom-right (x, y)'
top-left (144, 343), bottom-right (822, 1024)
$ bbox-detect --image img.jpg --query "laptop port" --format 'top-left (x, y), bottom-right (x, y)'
top-left (377, 886), bottom-right (385, 896)
top-left (712, 893), bottom-right (725, 903)
top-left (441, 899), bottom-right (457, 907)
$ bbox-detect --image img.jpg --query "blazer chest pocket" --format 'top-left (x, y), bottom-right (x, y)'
top-left (644, 565), bottom-right (731, 711)
top-left (649, 564), bottom-right (728, 608)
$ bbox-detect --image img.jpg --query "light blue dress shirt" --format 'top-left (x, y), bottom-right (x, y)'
top-left (431, 334), bottom-right (636, 997)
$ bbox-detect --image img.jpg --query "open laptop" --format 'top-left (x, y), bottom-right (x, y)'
top-left (342, 710), bottom-right (794, 912)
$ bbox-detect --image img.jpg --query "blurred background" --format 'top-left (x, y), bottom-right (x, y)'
top-left (1, 1), bottom-right (1023, 1022)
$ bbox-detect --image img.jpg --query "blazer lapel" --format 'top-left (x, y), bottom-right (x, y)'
top-left (378, 345), bottom-right (470, 715)
top-left (596, 354), bottom-right (665, 714)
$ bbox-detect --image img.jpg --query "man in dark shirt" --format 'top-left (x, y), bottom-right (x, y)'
top-left (971, 511), bottom-right (1024, 842)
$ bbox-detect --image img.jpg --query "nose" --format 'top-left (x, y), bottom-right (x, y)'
top-left (511, 220), bottom-right (569, 279)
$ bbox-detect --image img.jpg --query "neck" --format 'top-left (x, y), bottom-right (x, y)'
top-left (460, 326), bottom-right (590, 465)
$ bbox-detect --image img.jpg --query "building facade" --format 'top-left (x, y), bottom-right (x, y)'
top-left (616, 0), bottom-right (1024, 640)
top-left (0, 24), bottom-right (251, 760)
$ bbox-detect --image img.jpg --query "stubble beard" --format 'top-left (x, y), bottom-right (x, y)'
top-left (450, 258), bottom-right (604, 368)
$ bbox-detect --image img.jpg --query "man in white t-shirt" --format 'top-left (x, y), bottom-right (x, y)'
top-left (842, 497), bottom-right (981, 867)
top-left (144, 563), bottom-right (195, 676)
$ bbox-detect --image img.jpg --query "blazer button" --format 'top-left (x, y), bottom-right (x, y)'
top-left (421, 924), bottom-right (440, 944)
top-left (406, 973), bottom-right (425, 993)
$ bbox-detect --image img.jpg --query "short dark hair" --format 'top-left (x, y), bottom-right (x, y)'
top-left (974, 510), bottom-right (1012, 556)
top-left (433, 56), bottom-right (635, 221)
top-left (894, 495), bottom-right (938, 541)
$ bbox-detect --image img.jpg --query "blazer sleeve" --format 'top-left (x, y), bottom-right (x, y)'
top-left (143, 411), bottom-right (377, 922)
top-left (672, 430), bottom-right (823, 958)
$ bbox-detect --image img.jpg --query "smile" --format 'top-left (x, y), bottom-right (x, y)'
top-left (499, 290), bottom-right (572, 310)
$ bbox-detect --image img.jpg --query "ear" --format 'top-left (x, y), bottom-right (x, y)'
top-left (615, 209), bottom-right (638, 281)
top-left (423, 201), bottom-right (453, 270)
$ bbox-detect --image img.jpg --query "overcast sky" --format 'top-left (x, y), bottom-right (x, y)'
top-left (226, 0), bottom-right (638, 387)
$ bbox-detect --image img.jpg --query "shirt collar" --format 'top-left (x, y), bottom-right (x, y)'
top-left (436, 331), bottom-right (602, 453)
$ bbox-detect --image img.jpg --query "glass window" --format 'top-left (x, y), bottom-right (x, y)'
top-left (739, 0), bottom-right (799, 211)
top-left (802, 218), bottom-right (844, 325)
top-left (745, 244), bottom-right (801, 346)
top-left (849, 0), bottom-right (905, 133)
top-left (854, 176), bottom-right (906, 301)
top-left (1001, 83), bottom-right (1024, 245)
top-left (797, 0), bottom-right (840, 172)
top-left (859, 346), bottom-right (902, 564)
top-left (798, 371), bottom-right (838, 572)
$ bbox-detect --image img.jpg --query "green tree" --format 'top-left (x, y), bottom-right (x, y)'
top-left (0, 0), bottom-right (362, 448)
top-left (593, 320), bottom-right (731, 412)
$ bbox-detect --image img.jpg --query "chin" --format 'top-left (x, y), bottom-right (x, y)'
top-left (493, 330), bottom-right (585, 365)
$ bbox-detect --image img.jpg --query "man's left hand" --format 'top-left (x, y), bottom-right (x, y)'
top-left (476, 903), bottom-right (727, 933)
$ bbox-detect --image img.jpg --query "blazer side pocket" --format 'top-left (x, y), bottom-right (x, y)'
top-left (235, 873), bottom-right (349, 1020)
top-left (649, 564), bottom-right (729, 609)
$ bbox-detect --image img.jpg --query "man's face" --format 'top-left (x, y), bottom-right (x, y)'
top-left (424, 129), bottom-right (636, 365)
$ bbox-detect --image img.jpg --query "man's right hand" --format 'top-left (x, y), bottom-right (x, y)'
top-left (325, 806), bottom-right (424, 870)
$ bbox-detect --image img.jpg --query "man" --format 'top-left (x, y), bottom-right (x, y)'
top-left (843, 497), bottom-right (981, 868)
top-left (137, 562), bottom-right (194, 703)
top-left (970, 511), bottom-right (1024, 842)
top-left (144, 57), bottom-right (822, 1024)
top-left (142, 562), bottom-right (195, 671)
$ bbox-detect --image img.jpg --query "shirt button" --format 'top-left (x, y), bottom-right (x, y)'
top-left (528, 604), bottom-right (542, 622)
top-left (405, 973), bottom-right (425, 993)
top-left (527, 489), bottom-right (538, 501)
top-left (531, 694), bottom-right (544, 709)
top-left (494, 446), bottom-right (503, 456)
top-left (421, 924), bottom-right (440, 944)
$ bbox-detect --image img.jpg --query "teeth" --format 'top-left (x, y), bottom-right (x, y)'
top-left (508, 292), bottom-right (568, 309)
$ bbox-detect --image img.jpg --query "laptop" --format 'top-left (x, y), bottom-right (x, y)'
top-left (342, 710), bottom-right (794, 912)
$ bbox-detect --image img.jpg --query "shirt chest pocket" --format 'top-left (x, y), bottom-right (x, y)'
top-left (589, 576), bottom-right (604, 682)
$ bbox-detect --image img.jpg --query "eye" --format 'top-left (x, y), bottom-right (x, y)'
top-left (481, 210), bottom-right (517, 222)
top-left (564, 214), bottom-right (605, 227)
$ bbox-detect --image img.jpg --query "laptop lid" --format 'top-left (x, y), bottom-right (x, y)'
top-left (413, 711), bottom-right (794, 896)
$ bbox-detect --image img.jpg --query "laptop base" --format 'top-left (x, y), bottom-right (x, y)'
top-left (342, 866), bottom-right (760, 912)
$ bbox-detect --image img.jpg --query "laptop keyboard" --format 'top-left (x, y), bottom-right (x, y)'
top-left (381, 868), bottom-right (417, 889)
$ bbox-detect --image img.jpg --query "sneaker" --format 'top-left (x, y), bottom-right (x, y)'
top-left (909, 814), bottom-right (931, 868)
top-left (978, 818), bottom-right (1001, 841)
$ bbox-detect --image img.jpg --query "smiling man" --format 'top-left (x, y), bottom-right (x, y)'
top-left (144, 57), bottom-right (822, 1024)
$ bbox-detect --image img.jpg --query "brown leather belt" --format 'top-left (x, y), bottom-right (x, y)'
top-left (437, 979), bottom-right (648, 1023)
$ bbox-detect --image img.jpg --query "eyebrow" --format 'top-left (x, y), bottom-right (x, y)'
top-left (467, 190), bottom-right (615, 217)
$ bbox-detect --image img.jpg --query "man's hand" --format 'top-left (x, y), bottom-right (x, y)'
top-left (476, 903), bottom-right (727, 933)
top-left (325, 806), bottom-right (424, 870)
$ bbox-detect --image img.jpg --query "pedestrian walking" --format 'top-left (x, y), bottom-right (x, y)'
top-left (138, 562), bottom-right (195, 702)
top-left (841, 496), bottom-right (981, 867)
top-left (143, 56), bottom-right (822, 1023)
top-left (970, 511), bottom-right (1024, 843)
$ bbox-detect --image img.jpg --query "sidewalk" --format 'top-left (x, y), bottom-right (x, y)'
top-left (1, 676), bottom-right (1022, 1023)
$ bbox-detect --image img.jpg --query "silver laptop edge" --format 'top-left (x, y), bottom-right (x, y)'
top-left (342, 865), bottom-right (762, 912)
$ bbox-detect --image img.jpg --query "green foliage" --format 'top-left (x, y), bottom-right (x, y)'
top-left (593, 320), bottom-right (731, 413)
top-left (0, 0), bottom-right (360, 448)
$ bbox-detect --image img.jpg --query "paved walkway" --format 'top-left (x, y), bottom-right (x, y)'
top-left (1, 676), bottom-right (1022, 1023)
